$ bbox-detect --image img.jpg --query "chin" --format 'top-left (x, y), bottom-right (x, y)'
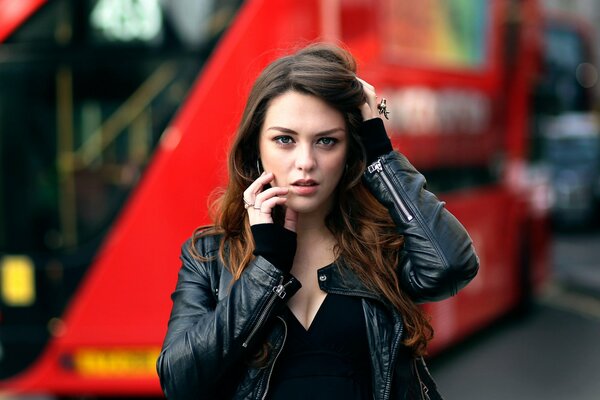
top-left (287, 198), bottom-right (330, 215)
top-left (287, 203), bottom-right (316, 214)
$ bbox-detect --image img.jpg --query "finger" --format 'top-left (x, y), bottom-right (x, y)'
top-left (254, 186), bottom-right (289, 206)
top-left (283, 207), bottom-right (298, 232)
top-left (257, 196), bottom-right (287, 215)
top-left (357, 77), bottom-right (376, 101)
top-left (243, 171), bottom-right (273, 203)
top-left (245, 171), bottom-right (272, 196)
top-left (356, 77), bottom-right (379, 120)
top-left (359, 102), bottom-right (375, 122)
top-left (253, 187), bottom-right (288, 215)
top-left (250, 197), bottom-right (287, 225)
top-left (356, 77), bottom-right (374, 92)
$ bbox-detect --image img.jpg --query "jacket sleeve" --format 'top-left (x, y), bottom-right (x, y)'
top-left (156, 236), bottom-right (300, 399)
top-left (360, 119), bottom-right (479, 303)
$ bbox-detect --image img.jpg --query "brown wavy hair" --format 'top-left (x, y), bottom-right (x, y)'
top-left (192, 43), bottom-right (433, 355)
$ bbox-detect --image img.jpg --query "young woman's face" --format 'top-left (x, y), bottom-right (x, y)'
top-left (258, 91), bottom-right (348, 217)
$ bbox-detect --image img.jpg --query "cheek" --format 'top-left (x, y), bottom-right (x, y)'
top-left (329, 151), bottom-right (348, 178)
top-left (262, 152), bottom-right (280, 166)
top-left (261, 159), bottom-right (285, 185)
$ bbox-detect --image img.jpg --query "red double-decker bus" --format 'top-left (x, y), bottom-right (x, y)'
top-left (0, 0), bottom-right (549, 396)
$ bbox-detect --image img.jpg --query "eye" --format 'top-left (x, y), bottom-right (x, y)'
top-left (317, 137), bottom-right (338, 147)
top-left (274, 135), bottom-right (294, 145)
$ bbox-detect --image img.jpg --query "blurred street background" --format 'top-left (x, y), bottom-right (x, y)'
top-left (430, 231), bottom-right (600, 400)
top-left (429, 1), bottom-right (600, 398)
top-left (1, 0), bottom-right (600, 399)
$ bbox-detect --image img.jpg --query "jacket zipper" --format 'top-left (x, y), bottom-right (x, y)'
top-left (242, 278), bottom-right (291, 348)
top-left (367, 158), bottom-right (414, 223)
top-left (382, 324), bottom-right (404, 400)
top-left (369, 157), bottom-right (452, 289)
top-left (261, 316), bottom-right (288, 400)
top-left (414, 357), bottom-right (431, 400)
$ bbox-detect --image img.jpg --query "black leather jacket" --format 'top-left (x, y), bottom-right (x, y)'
top-left (157, 146), bottom-right (479, 400)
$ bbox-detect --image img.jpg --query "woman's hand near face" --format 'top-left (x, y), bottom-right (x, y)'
top-left (243, 172), bottom-right (298, 232)
top-left (357, 77), bottom-right (380, 121)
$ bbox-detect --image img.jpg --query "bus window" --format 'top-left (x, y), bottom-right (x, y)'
top-left (535, 22), bottom-right (594, 115)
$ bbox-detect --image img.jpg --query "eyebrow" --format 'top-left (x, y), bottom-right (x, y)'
top-left (266, 126), bottom-right (346, 136)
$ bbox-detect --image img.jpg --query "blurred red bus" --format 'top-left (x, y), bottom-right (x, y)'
top-left (0, 0), bottom-right (550, 396)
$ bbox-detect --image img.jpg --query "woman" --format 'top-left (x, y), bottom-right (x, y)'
top-left (157, 43), bottom-right (479, 400)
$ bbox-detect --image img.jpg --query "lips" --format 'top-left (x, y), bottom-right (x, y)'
top-left (292, 179), bottom-right (317, 186)
top-left (291, 179), bottom-right (319, 195)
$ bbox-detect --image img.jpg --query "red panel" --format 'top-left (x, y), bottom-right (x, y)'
top-left (0, 0), bottom-right (46, 42)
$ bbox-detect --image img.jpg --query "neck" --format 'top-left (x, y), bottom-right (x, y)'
top-left (295, 212), bottom-right (332, 246)
top-left (293, 212), bottom-right (338, 268)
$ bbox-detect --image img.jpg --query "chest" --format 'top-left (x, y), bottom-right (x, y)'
top-left (287, 249), bottom-right (335, 330)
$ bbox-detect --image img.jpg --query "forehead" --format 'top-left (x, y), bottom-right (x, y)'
top-left (262, 91), bottom-right (346, 132)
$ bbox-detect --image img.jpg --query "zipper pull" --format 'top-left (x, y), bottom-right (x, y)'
top-left (273, 277), bottom-right (297, 300)
top-left (367, 159), bottom-right (383, 174)
top-left (272, 284), bottom-right (287, 300)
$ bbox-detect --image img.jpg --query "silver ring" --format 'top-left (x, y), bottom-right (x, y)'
top-left (377, 98), bottom-right (390, 120)
top-left (253, 205), bottom-right (261, 210)
top-left (243, 198), bottom-right (254, 209)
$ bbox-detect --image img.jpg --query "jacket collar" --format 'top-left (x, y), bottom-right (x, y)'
top-left (317, 262), bottom-right (386, 303)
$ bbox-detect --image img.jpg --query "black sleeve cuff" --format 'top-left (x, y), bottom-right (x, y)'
top-left (359, 118), bottom-right (393, 164)
top-left (251, 224), bottom-right (297, 272)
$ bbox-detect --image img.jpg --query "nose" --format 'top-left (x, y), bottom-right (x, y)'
top-left (294, 144), bottom-right (316, 171)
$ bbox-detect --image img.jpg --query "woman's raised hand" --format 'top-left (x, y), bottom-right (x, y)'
top-left (357, 77), bottom-right (381, 121)
top-left (243, 172), bottom-right (298, 232)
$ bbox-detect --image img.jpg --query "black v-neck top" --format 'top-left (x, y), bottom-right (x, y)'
top-left (267, 293), bottom-right (372, 400)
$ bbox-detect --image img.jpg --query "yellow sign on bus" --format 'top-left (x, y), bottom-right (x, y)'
top-left (73, 348), bottom-right (161, 377)
top-left (1, 255), bottom-right (35, 306)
